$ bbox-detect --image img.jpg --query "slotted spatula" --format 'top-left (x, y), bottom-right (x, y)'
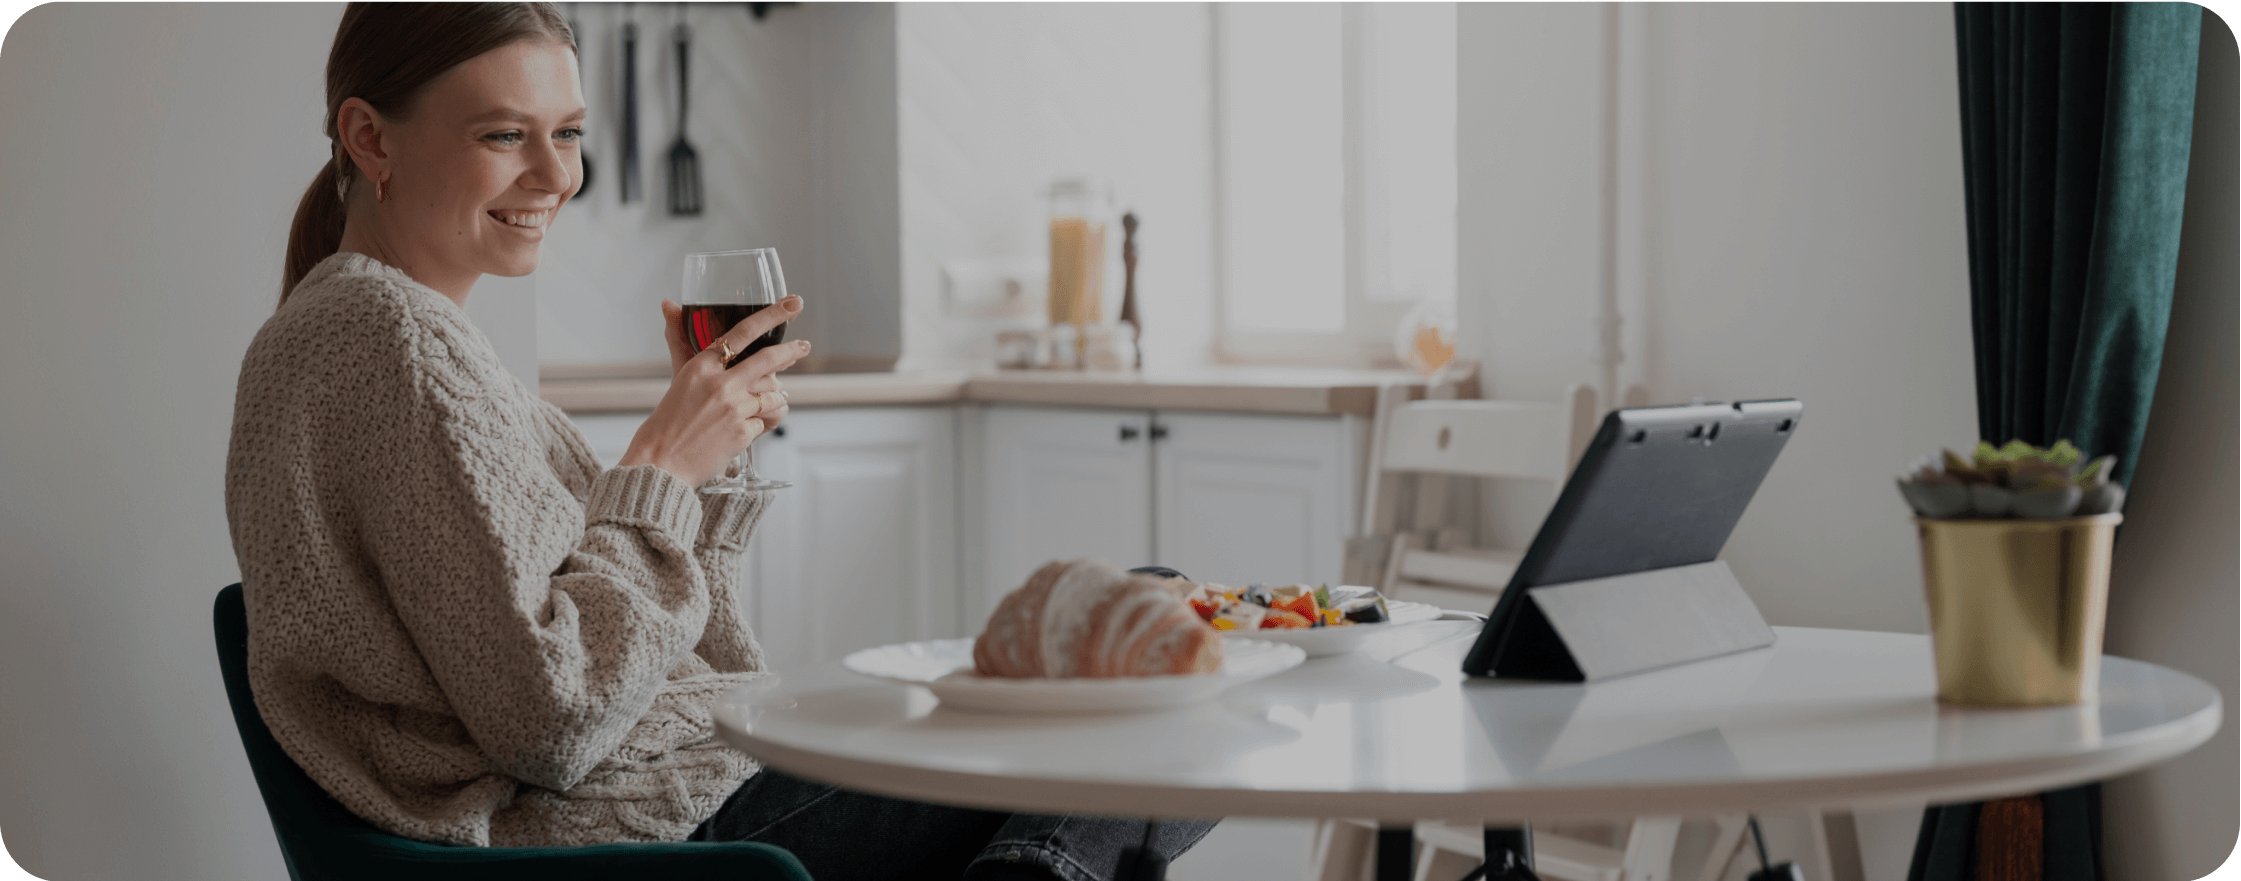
top-left (666, 16), bottom-right (702, 216)
top-left (620, 15), bottom-right (639, 203)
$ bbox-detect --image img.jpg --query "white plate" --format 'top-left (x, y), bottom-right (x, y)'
top-left (843, 637), bottom-right (1306, 714)
top-left (1219, 600), bottom-right (1446, 657)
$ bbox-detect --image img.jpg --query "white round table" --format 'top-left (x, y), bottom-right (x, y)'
top-left (712, 623), bottom-right (2220, 824)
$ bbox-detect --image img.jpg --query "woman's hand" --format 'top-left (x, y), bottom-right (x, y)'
top-left (618, 296), bottom-right (806, 485)
top-left (653, 298), bottom-right (796, 437)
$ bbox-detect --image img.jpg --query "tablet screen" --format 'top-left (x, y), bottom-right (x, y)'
top-left (1461, 399), bottom-right (1802, 678)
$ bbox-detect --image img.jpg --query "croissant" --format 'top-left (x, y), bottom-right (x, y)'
top-left (973, 559), bottom-right (1224, 678)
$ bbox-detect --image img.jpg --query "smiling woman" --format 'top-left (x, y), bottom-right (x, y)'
top-left (235, 0), bottom-right (810, 856)
top-left (229, 4), bottom-right (1204, 878)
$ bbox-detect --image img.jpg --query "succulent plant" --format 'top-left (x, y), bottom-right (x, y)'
top-left (1896, 439), bottom-right (2124, 519)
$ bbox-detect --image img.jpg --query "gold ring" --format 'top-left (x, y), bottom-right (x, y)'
top-left (713, 338), bottom-right (734, 364)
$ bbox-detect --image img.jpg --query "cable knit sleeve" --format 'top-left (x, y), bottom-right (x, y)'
top-left (526, 390), bottom-right (773, 674)
top-left (692, 490), bottom-right (771, 673)
top-left (356, 309), bottom-right (720, 794)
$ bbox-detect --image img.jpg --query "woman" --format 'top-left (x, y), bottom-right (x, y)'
top-left (225, 5), bottom-right (1208, 880)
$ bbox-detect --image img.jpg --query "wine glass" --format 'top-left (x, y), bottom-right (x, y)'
top-left (681, 248), bottom-right (793, 493)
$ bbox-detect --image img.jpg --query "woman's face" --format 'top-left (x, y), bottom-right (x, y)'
top-left (357, 39), bottom-right (584, 290)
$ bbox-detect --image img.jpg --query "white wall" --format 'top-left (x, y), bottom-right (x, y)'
top-left (536, 3), bottom-right (899, 372)
top-left (894, 3), bottom-right (1217, 371)
top-left (805, 2), bottom-right (904, 371)
top-left (1456, 4), bottom-right (1610, 408)
top-left (1640, 3), bottom-right (1983, 635)
top-left (1461, 2), bottom-right (1977, 636)
top-left (2100, 12), bottom-right (2239, 881)
top-left (1458, 5), bottom-right (1976, 879)
top-left (0, 5), bottom-right (545, 879)
top-left (0, 5), bottom-right (325, 879)
top-left (536, 3), bottom-right (817, 369)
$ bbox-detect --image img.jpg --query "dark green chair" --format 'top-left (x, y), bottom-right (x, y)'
top-left (214, 583), bottom-right (812, 881)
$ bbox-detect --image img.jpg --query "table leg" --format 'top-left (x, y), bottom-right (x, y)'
top-left (1481, 825), bottom-right (1537, 880)
top-left (1377, 827), bottom-right (1416, 881)
top-left (1378, 824), bottom-right (1540, 881)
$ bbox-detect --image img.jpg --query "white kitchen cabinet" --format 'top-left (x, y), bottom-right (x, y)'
top-left (974, 406), bottom-right (1155, 621)
top-left (565, 407), bottom-right (959, 674)
top-left (1152, 411), bottom-right (1353, 589)
top-left (973, 405), bottom-right (1357, 615)
top-left (750, 407), bottom-right (960, 672)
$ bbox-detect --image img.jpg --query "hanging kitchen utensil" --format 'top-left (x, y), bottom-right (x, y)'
top-left (569, 6), bottom-right (593, 199)
top-left (620, 13), bottom-right (641, 203)
top-left (666, 11), bottom-right (703, 216)
top-left (746, 3), bottom-right (786, 21)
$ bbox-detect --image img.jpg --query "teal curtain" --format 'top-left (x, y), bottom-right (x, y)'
top-left (1913, 4), bottom-right (2202, 880)
top-left (1957, 2), bottom-right (2202, 482)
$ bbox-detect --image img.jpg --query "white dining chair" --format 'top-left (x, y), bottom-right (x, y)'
top-left (1357, 384), bottom-right (1600, 613)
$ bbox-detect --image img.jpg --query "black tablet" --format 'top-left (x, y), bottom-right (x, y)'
top-left (1461, 399), bottom-right (1803, 679)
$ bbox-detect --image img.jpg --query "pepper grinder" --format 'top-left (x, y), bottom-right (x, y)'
top-left (1118, 212), bottom-right (1141, 369)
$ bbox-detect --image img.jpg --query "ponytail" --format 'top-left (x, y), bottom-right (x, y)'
top-left (282, 158), bottom-right (351, 302)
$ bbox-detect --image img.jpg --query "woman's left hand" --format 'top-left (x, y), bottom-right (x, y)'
top-left (660, 299), bottom-right (790, 433)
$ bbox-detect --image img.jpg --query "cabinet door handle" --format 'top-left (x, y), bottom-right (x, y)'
top-left (1119, 425), bottom-right (1141, 442)
top-left (1149, 424), bottom-right (1169, 441)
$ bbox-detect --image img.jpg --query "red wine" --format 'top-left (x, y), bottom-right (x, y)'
top-left (683, 303), bottom-right (787, 368)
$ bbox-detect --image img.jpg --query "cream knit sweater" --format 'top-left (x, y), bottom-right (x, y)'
top-left (225, 252), bottom-right (771, 847)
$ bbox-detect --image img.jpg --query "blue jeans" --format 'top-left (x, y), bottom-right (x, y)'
top-left (689, 768), bottom-right (1217, 881)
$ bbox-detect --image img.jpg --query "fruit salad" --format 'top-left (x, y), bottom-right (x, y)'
top-left (1185, 583), bottom-right (1391, 631)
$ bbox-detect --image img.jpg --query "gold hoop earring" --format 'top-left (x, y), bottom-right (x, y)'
top-left (376, 175), bottom-right (389, 204)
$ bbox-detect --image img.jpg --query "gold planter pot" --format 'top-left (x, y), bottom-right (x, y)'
top-left (1916, 513), bottom-right (2122, 706)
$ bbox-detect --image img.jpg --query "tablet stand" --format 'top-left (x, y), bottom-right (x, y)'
top-left (1488, 560), bottom-right (1775, 682)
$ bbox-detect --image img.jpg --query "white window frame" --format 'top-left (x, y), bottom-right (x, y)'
top-left (1211, 3), bottom-right (1456, 368)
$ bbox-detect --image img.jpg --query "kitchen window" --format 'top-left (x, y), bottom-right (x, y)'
top-left (1214, 3), bottom-right (1458, 367)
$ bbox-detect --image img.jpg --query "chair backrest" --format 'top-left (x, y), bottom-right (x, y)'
top-left (215, 584), bottom-right (379, 881)
top-left (215, 585), bottom-right (815, 881)
top-left (1378, 392), bottom-right (1598, 482)
top-left (1360, 385), bottom-right (1599, 605)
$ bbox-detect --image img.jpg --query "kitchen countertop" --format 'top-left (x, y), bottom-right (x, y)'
top-left (540, 364), bottom-right (1467, 418)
